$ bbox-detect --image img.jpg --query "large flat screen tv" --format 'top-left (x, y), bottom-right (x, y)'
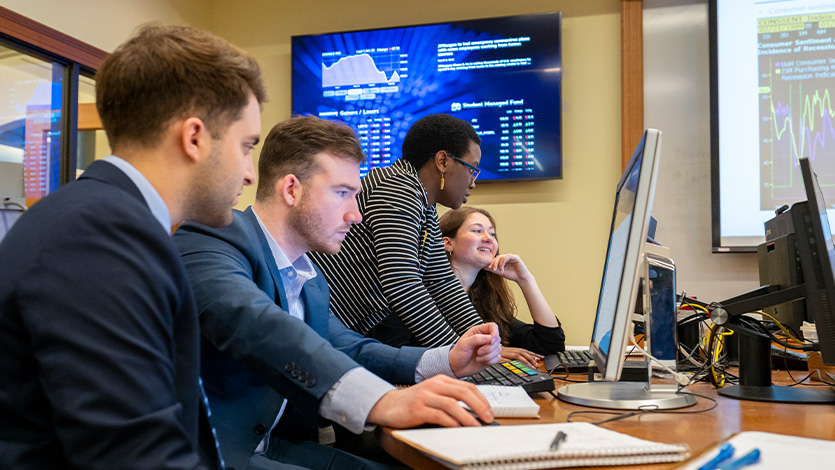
top-left (711, 0), bottom-right (835, 251)
top-left (291, 12), bottom-right (562, 181)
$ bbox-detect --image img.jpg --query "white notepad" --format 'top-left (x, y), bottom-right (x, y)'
top-left (393, 422), bottom-right (690, 469)
top-left (464, 385), bottom-right (540, 418)
top-left (678, 431), bottom-right (835, 470)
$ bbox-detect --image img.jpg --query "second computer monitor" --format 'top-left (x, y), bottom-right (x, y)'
top-left (794, 158), bottom-right (835, 364)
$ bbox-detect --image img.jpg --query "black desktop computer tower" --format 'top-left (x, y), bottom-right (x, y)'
top-left (760, 210), bottom-right (806, 332)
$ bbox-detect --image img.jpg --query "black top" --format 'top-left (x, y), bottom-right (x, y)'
top-left (508, 319), bottom-right (566, 355)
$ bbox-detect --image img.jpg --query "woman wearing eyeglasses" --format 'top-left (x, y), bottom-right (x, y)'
top-left (309, 114), bottom-right (488, 349)
top-left (440, 207), bottom-right (566, 359)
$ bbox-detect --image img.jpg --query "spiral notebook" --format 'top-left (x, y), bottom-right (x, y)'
top-left (392, 422), bottom-right (690, 469)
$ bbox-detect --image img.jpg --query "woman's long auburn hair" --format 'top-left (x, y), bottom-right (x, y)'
top-left (439, 207), bottom-right (517, 345)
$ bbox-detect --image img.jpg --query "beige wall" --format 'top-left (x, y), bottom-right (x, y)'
top-left (210, 0), bottom-right (623, 345)
top-left (8, 0), bottom-right (623, 345)
top-left (2, 0), bottom-right (211, 52)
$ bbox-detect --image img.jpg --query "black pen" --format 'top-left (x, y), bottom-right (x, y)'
top-left (550, 431), bottom-right (567, 451)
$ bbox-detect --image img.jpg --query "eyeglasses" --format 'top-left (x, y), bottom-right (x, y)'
top-left (448, 153), bottom-right (481, 181)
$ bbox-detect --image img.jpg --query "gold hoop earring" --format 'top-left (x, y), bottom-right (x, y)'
top-left (439, 172), bottom-right (445, 190)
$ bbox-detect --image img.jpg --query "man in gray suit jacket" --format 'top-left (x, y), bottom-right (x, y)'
top-left (173, 116), bottom-right (502, 470)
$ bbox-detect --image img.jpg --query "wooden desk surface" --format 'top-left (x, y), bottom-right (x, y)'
top-left (379, 372), bottom-right (835, 469)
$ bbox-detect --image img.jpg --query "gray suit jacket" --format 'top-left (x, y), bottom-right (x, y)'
top-left (173, 208), bottom-right (425, 469)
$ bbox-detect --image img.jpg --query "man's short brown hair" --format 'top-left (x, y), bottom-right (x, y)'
top-left (95, 24), bottom-right (267, 150)
top-left (256, 116), bottom-right (366, 201)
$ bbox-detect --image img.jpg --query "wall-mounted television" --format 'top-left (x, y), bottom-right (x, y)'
top-left (710, 0), bottom-right (835, 252)
top-left (291, 12), bottom-right (562, 182)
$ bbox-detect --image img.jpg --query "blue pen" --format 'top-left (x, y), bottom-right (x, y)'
top-left (718, 448), bottom-right (761, 470)
top-left (697, 442), bottom-right (735, 470)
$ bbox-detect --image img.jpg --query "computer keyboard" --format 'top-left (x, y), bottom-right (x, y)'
top-left (771, 346), bottom-right (809, 371)
top-left (464, 360), bottom-right (555, 393)
top-left (544, 350), bottom-right (594, 374)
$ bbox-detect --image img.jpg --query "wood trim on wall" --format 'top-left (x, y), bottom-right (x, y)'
top-left (0, 5), bottom-right (108, 71)
top-left (621, 0), bottom-right (643, 170)
top-left (78, 102), bottom-right (103, 131)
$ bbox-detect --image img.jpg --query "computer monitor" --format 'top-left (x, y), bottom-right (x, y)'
top-left (290, 12), bottom-right (562, 182)
top-left (709, 157), bottom-right (835, 403)
top-left (798, 158), bottom-right (835, 365)
top-left (591, 130), bottom-right (660, 382)
top-left (557, 129), bottom-right (696, 410)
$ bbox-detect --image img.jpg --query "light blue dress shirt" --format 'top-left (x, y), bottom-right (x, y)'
top-left (103, 156), bottom-right (171, 232)
top-left (251, 207), bottom-right (455, 438)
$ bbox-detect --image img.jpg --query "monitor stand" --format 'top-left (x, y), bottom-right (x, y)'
top-left (557, 371), bottom-right (696, 410)
top-left (558, 255), bottom-right (697, 410)
top-left (717, 326), bottom-right (835, 404)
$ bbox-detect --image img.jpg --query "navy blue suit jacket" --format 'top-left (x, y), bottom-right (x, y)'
top-left (173, 208), bottom-right (425, 470)
top-left (0, 160), bottom-right (210, 469)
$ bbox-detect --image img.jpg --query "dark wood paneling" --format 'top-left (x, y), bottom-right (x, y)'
top-left (0, 5), bottom-right (107, 70)
top-left (621, 0), bottom-right (643, 170)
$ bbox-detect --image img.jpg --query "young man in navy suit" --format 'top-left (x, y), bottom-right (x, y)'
top-left (174, 116), bottom-right (502, 470)
top-left (0, 25), bottom-right (266, 469)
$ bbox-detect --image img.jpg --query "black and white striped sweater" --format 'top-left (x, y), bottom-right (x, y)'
top-left (309, 159), bottom-right (483, 347)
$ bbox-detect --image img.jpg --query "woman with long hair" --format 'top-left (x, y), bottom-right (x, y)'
top-left (440, 207), bottom-right (566, 361)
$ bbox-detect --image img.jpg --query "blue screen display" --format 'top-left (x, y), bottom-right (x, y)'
top-left (291, 13), bottom-right (562, 181)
